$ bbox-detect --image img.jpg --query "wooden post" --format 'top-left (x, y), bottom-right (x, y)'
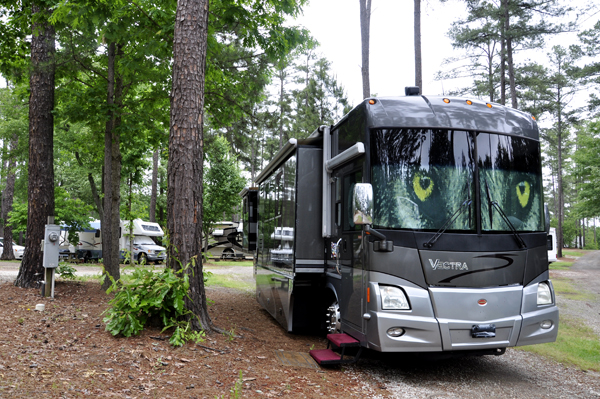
top-left (44, 267), bottom-right (53, 297)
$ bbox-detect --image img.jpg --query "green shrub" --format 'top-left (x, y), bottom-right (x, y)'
top-left (102, 264), bottom-right (205, 346)
top-left (56, 262), bottom-right (77, 280)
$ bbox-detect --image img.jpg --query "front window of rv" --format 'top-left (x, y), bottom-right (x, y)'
top-left (371, 128), bottom-right (475, 231)
top-left (478, 133), bottom-right (544, 232)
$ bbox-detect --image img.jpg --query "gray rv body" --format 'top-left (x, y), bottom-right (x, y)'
top-left (249, 95), bottom-right (558, 353)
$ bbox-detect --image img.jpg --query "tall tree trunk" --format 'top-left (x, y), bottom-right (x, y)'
top-left (168, 0), bottom-right (212, 331)
top-left (556, 86), bottom-right (563, 259)
top-left (278, 68), bottom-right (285, 150)
top-left (506, 20), bottom-right (517, 108)
top-left (499, 0), bottom-right (507, 105)
top-left (1, 134), bottom-right (18, 260)
top-left (101, 41), bottom-right (123, 290)
top-left (149, 148), bottom-right (159, 222)
top-left (15, 3), bottom-right (55, 288)
top-left (414, 0), bottom-right (422, 93)
top-left (75, 151), bottom-right (104, 221)
top-left (359, 0), bottom-right (371, 99)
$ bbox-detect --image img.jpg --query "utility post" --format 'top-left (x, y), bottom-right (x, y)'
top-left (42, 216), bottom-right (60, 297)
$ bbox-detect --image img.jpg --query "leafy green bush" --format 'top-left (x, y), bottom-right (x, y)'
top-left (56, 262), bottom-right (77, 280)
top-left (102, 265), bottom-right (205, 346)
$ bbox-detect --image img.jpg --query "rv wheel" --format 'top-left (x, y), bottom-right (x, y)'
top-left (138, 253), bottom-right (147, 265)
top-left (221, 248), bottom-right (235, 259)
top-left (326, 301), bottom-right (341, 334)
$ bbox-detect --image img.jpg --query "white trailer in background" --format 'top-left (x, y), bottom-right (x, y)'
top-left (547, 227), bottom-right (558, 263)
top-left (61, 219), bottom-right (166, 264)
top-left (120, 219), bottom-right (166, 264)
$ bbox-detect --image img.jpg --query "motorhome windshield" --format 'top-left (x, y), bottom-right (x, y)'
top-left (134, 236), bottom-right (156, 245)
top-left (370, 128), bottom-right (544, 232)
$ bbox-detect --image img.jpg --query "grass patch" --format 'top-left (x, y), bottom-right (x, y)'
top-left (549, 261), bottom-right (573, 270)
top-left (551, 277), bottom-right (595, 301)
top-left (204, 260), bottom-right (253, 267)
top-left (520, 315), bottom-right (600, 371)
top-left (561, 250), bottom-right (587, 258)
top-left (205, 273), bottom-right (253, 292)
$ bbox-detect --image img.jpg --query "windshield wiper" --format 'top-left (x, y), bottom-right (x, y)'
top-left (484, 179), bottom-right (527, 249)
top-left (423, 199), bottom-right (472, 249)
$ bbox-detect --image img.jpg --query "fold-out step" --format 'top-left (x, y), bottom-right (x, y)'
top-left (309, 349), bottom-right (342, 365)
top-left (309, 333), bottom-right (362, 366)
top-left (327, 333), bottom-right (360, 348)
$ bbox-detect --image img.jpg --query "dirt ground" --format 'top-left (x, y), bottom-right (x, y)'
top-left (0, 266), bottom-right (385, 399)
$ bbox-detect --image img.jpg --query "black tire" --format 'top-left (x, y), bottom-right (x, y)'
top-left (138, 252), bottom-right (147, 265)
top-left (221, 248), bottom-right (235, 260)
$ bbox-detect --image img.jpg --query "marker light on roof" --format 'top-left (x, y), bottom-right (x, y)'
top-left (443, 98), bottom-right (450, 104)
top-left (369, 99), bottom-right (377, 105)
top-left (486, 103), bottom-right (492, 108)
top-left (466, 100), bottom-right (473, 105)
top-left (532, 115), bottom-right (536, 120)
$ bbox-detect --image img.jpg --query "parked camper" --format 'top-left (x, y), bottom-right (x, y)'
top-left (74, 220), bottom-right (103, 262)
top-left (242, 90), bottom-right (559, 364)
top-left (62, 219), bottom-right (165, 263)
top-left (202, 221), bottom-right (246, 259)
top-left (547, 227), bottom-right (558, 263)
top-left (120, 219), bottom-right (166, 264)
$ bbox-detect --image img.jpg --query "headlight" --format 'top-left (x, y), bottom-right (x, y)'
top-left (380, 286), bottom-right (410, 310)
top-left (537, 281), bottom-right (553, 305)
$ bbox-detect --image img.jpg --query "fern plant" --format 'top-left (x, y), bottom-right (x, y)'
top-left (102, 264), bottom-right (205, 346)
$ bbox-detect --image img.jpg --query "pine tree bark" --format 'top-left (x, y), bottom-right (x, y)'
top-left (168, 0), bottom-right (212, 331)
top-left (500, 0), bottom-right (507, 105)
top-left (414, 0), bottom-right (422, 93)
top-left (15, 2), bottom-right (55, 288)
top-left (101, 41), bottom-right (123, 290)
top-left (359, 0), bottom-right (371, 99)
top-left (1, 134), bottom-right (18, 260)
top-left (75, 151), bottom-right (104, 221)
top-left (149, 149), bottom-right (159, 223)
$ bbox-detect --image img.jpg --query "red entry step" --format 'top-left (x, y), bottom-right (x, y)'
top-left (327, 333), bottom-right (360, 348)
top-left (309, 333), bottom-right (363, 366)
top-left (309, 349), bottom-right (341, 365)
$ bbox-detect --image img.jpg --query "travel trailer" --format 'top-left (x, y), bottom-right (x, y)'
top-left (241, 89), bottom-right (559, 364)
top-left (62, 219), bottom-right (165, 263)
top-left (202, 221), bottom-right (246, 259)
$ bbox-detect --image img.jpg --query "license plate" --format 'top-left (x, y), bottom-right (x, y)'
top-left (471, 324), bottom-right (496, 338)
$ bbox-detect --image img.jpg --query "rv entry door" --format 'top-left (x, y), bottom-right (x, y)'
top-left (331, 165), bottom-right (365, 332)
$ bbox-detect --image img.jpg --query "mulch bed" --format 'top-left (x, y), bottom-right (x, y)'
top-left (0, 280), bottom-right (386, 398)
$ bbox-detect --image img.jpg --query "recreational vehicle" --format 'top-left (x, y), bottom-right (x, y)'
top-left (241, 89), bottom-right (559, 364)
top-left (61, 219), bottom-right (166, 263)
top-left (202, 221), bottom-right (246, 259)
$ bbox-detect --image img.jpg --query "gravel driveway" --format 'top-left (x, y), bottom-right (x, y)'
top-left (359, 251), bottom-right (600, 398)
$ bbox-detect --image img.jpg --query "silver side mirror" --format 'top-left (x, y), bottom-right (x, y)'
top-left (544, 204), bottom-right (550, 234)
top-left (353, 183), bottom-right (373, 225)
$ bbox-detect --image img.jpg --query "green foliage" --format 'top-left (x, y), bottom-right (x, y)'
top-left (521, 315), bottom-right (600, 372)
top-left (56, 262), bottom-right (77, 280)
top-left (549, 261), bottom-right (573, 270)
top-left (230, 370), bottom-right (243, 399)
top-left (7, 186), bottom-right (93, 244)
top-left (203, 135), bottom-right (246, 239)
top-left (102, 265), bottom-right (206, 347)
top-left (574, 121), bottom-right (600, 218)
